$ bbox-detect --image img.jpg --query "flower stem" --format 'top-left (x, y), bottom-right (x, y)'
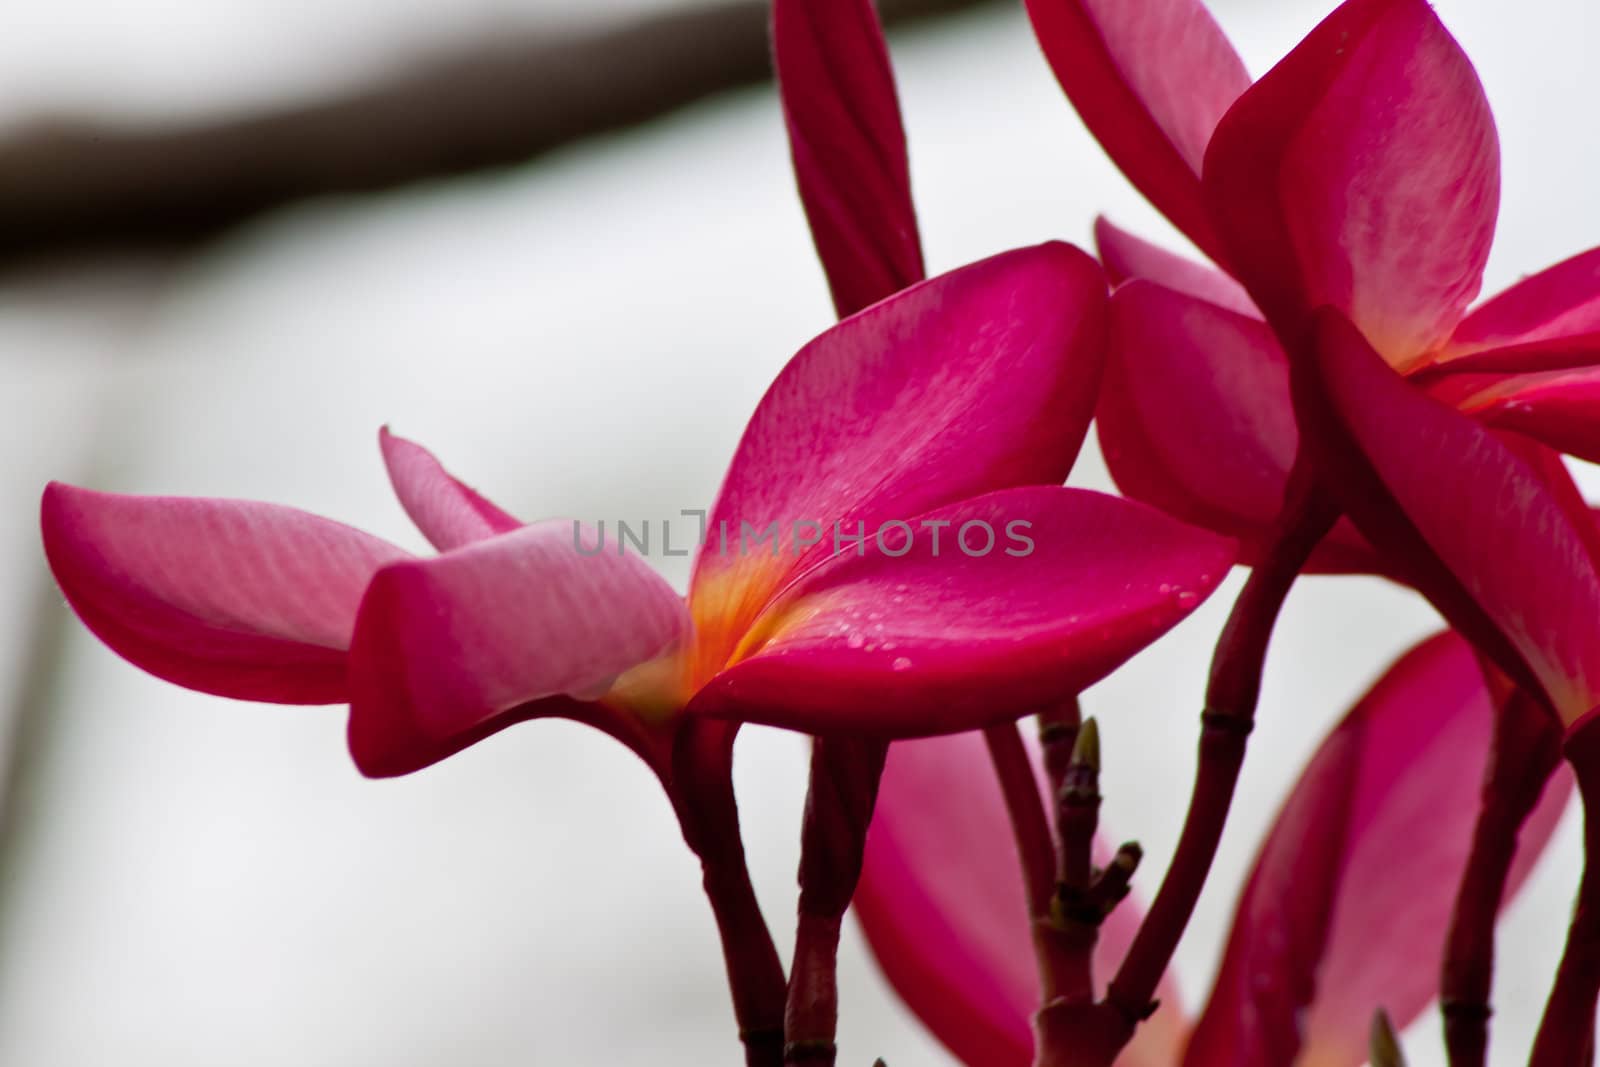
top-left (1038, 697), bottom-right (1083, 812)
top-left (1103, 488), bottom-right (1335, 1034)
top-left (785, 736), bottom-right (888, 1065)
top-left (672, 720), bottom-right (788, 1067)
top-left (1528, 710), bottom-right (1600, 1067)
top-left (1439, 686), bottom-right (1561, 1067)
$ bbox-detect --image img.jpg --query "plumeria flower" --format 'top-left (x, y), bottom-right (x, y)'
top-left (856, 633), bottom-right (1571, 1066)
top-left (40, 243), bottom-right (1233, 786)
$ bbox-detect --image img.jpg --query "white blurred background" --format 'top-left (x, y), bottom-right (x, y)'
top-left (1, 0), bottom-right (1596, 1063)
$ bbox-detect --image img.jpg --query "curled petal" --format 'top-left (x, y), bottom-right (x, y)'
top-left (1097, 281), bottom-right (1378, 572)
top-left (379, 427), bottom-right (520, 551)
top-left (1094, 218), bottom-right (1257, 318)
top-left (856, 730), bottom-right (1182, 1067)
top-left (1184, 632), bottom-right (1571, 1066)
top-left (1026, 0), bottom-right (1249, 263)
top-left (690, 243), bottom-right (1107, 670)
top-left (1309, 311), bottom-right (1600, 723)
top-left (774, 0), bottom-right (924, 316)
top-left (1447, 246), bottom-right (1600, 356)
top-left (1427, 361), bottom-right (1600, 465)
top-left (1204, 0), bottom-right (1499, 361)
top-left (41, 482), bottom-right (409, 704)
top-left (688, 486), bottom-right (1233, 736)
top-left (347, 521), bottom-right (689, 776)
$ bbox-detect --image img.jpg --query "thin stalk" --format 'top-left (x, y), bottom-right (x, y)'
top-left (784, 737), bottom-right (888, 1065)
top-left (1440, 688), bottom-right (1561, 1067)
top-left (1103, 489), bottom-right (1336, 1032)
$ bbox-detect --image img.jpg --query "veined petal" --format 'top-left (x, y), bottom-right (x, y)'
top-left (1097, 281), bottom-right (1378, 573)
top-left (687, 486), bottom-right (1232, 736)
top-left (1447, 246), bottom-right (1600, 356)
top-left (1025, 0), bottom-right (1249, 263)
top-left (689, 244), bottom-right (1107, 673)
top-left (1310, 311), bottom-right (1600, 723)
top-left (379, 427), bottom-right (520, 551)
top-left (1427, 361), bottom-right (1600, 465)
top-left (41, 482), bottom-right (409, 704)
top-left (1094, 218), bottom-right (1257, 319)
top-left (1184, 633), bottom-right (1570, 1067)
top-left (347, 520), bottom-right (689, 776)
top-left (1204, 0), bottom-right (1499, 362)
top-left (856, 730), bottom-right (1183, 1067)
top-left (774, 0), bottom-right (924, 317)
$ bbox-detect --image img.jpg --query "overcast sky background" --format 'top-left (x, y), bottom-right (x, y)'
top-left (3, 0), bottom-right (1598, 1063)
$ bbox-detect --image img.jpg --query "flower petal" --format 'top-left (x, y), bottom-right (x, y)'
top-left (1427, 361), bottom-right (1600, 465)
top-left (347, 520), bottom-right (689, 776)
top-left (1094, 218), bottom-right (1257, 319)
top-left (1203, 0), bottom-right (1499, 361)
top-left (687, 486), bottom-right (1233, 736)
top-left (1183, 632), bottom-right (1571, 1067)
top-left (856, 730), bottom-right (1183, 1067)
top-left (774, 0), bottom-right (924, 317)
top-left (379, 427), bottom-right (520, 552)
top-left (1448, 246), bottom-right (1600, 356)
top-left (41, 481), bottom-right (410, 704)
top-left (1097, 281), bottom-right (1379, 573)
top-left (689, 243), bottom-right (1107, 672)
top-left (1309, 310), bottom-right (1600, 723)
top-left (1025, 0), bottom-right (1249, 263)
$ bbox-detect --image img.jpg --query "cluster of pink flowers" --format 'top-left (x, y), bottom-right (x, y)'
top-left (38, 0), bottom-right (1600, 1063)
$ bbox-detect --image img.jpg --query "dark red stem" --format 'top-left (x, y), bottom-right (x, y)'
top-left (1102, 488), bottom-right (1336, 1035)
top-left (672, 721), bottom-right (788, 1067)
top-left (784, 736), bottom-right (888, 1065)
top-left (1038, 697), bottom-right (1083, 810)
top-left (1529, 712), bottom-right (1600, 1067)
top-left (1440, 687), bottom-right (1562, 1067)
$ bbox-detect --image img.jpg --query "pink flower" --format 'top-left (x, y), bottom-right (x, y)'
top-left (40, 245), bottom-right (1234, 779)
top-left (1028, 0), bottom-right (1600, 725)
top-left (856, 634), bottom-right (1572, 1066)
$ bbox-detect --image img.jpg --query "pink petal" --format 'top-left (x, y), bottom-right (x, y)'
top-left (1097, 281), bottom-right (1379, 573)
top-left (1026, 0), bottom-right (1249, 264)
top-left (1426, 362), bottom-right (1600, 465)
top-left (687, 486), bottom-right (1233, 736)
top-left (379, 427), bottom-right (520, 551)
top-left (346, 520), bottom-right (689, 776)
top-left (1310, 311), bottom-right (1600, 723)
top-left (1183, 632), bottom-right (1571, 1067)
top-left (856, 729), bottom-right (1183, 1067)
top-left (1094, 218), bottom-right (1258, 319)
top-left (41, 482), bottom-right (409, 704)
top-left (689, 243), bottom-right (1107, 672)
top-left (1447, 246), bottom-right (1600, 356)
top-left (773, 0), bottom-right (924, 317)
top-left (1203, 0), bottom-right (1499, 361)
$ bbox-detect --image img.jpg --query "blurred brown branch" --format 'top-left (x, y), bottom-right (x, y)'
top-left (0, 0), bottom-right (997, 271)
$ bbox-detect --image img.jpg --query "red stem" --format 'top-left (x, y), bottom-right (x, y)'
top-left (1440, 688), bottom-right (1562, 1067)
top-left (784, 737), bottom-right (888, 1065)
top-left (1103, 488), bottom-right (1335, 1034)
top-left (1529, 712), bottom-right (1600, 1067)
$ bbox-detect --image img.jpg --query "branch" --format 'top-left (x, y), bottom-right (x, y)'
top-left (0, 0), bottom-right (997, 271)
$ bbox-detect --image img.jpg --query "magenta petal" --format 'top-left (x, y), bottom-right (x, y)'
top-left (1094, 218), bottom-right (1257, 319)
top-left (1204, 0), bottom-right (1499, 360)
top-left (379, 427), bottom-right (520, 551)
top-left (41, 481), bottom-right (410, 704)
top-left (1427, 361), bottom-right (1600, 465)
top-left (346, 521), bottom-right (688, 776)
top-left (856, 730), bottom-right (1183, 1067)
top-left (688, 486), bottom-right (1233, 736)
top-left (1310, 312), bottom-right (1600, 723)
top-left (690, 243), bottom-right (1107, 664)
top-left (1026, 0), bottom-right (1249, 263)
top-left (1449, 246), bottom-right (1600, 355)
top-left (773, 0), bottom-right (924, 317)
top-left (1183, 633), bottom-right (1571, 1067)
top-left (1097, 281), bottom-right (1378, 573)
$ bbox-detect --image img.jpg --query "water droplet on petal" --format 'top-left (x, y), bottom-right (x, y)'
top-left (846, 632), bottom-right (866, 649)
top-left (891, 657), bottom-right (913, 672)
